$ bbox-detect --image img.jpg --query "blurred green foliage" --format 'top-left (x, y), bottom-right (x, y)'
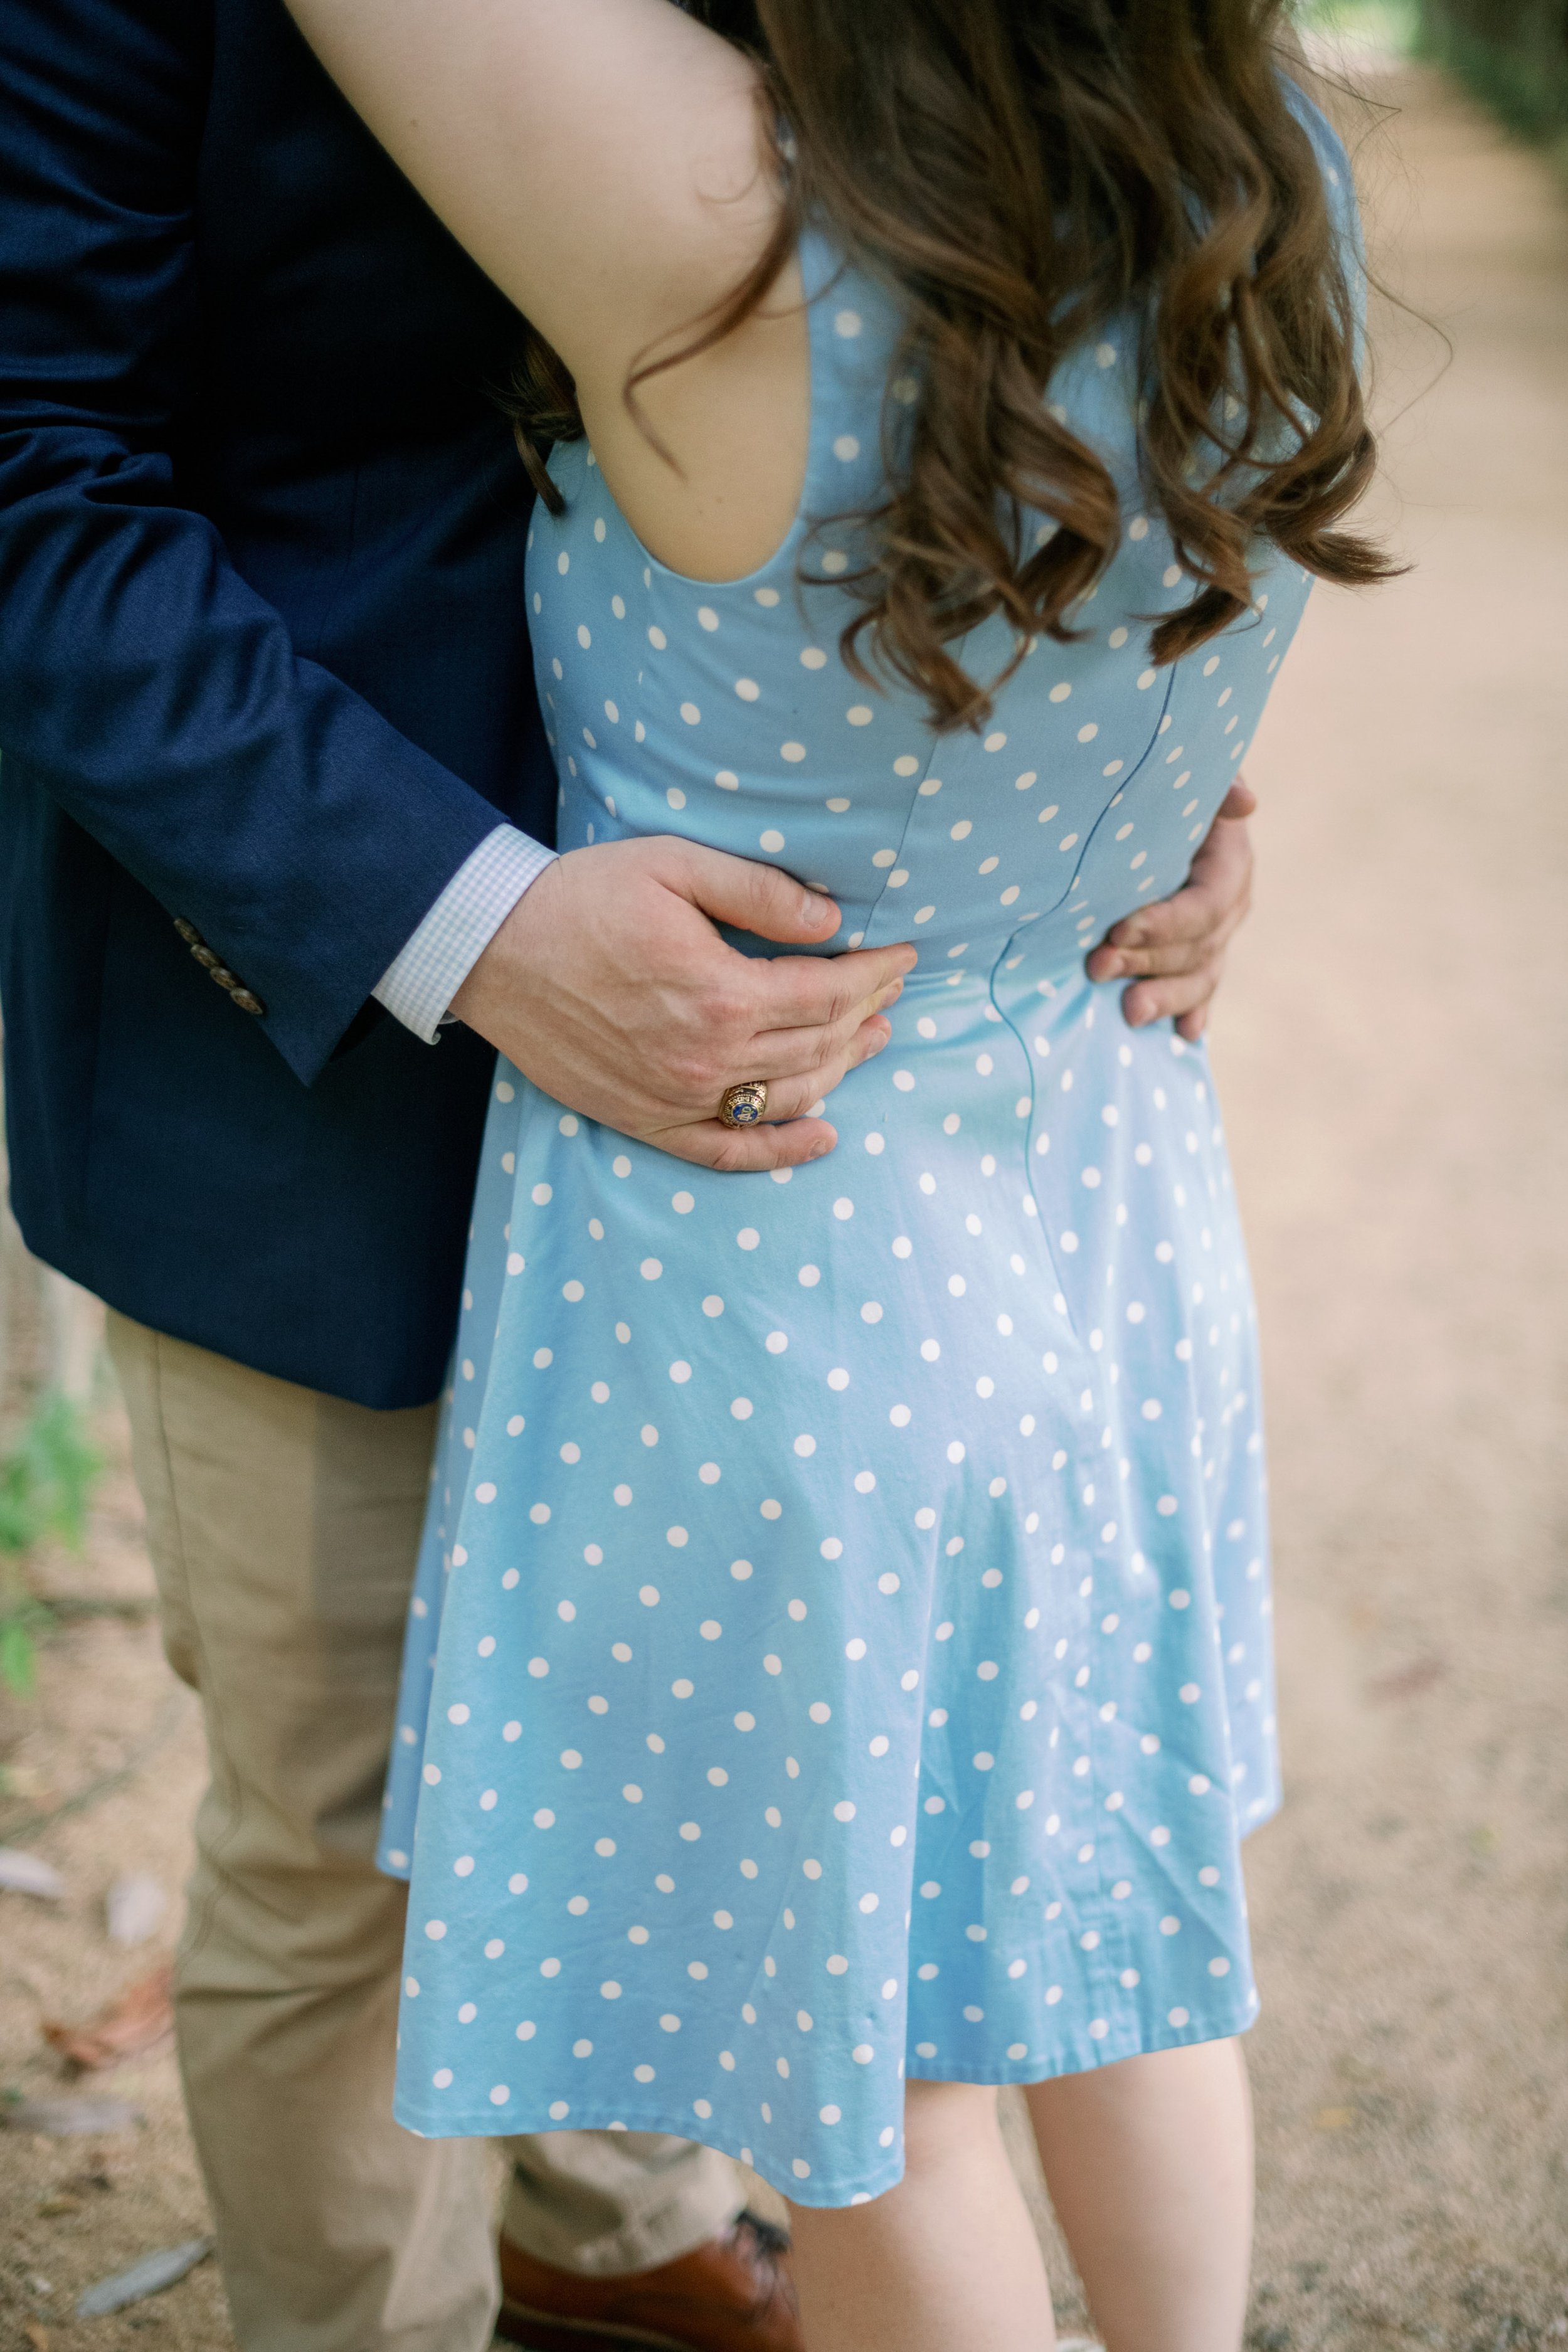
top-left (1415, 0), bottom-right (1568, 143)
top-left (0, 1392), bottom-right (100, 1693)
top-left (1296, 0), bottom-right (1419, 48)
top-left (1294, 0), bottom-right (1568, 154)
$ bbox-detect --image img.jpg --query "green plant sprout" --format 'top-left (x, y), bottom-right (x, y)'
top-left (0, 1391), bottom-right (101, 1695)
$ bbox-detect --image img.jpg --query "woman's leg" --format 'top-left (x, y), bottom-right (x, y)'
top-left (1024, 2037), bottom-right (1254, 2352)
top-left (787, 2079), bottom-right (1057, 2352)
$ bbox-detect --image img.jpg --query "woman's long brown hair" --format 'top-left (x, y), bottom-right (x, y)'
top-left (512, 0), bottom-right (1394, 731)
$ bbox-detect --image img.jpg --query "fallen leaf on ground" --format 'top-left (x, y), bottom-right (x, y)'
top-left (106, 1873), bottom-right (167, 1947)
top-left (0, 1847), bottom-right (65, 1899)
top-left (23, 2324), bottom-right (49, 2351)
top-left (1367, 1657), bottom-right (1446, 1702)
top-left (42, 1961), bottom-right (174, 2072)
top-left (38, 2194), bottom-right (83, 2216)
top-left (3, 2096), bottom-right (146, 2136)
top-left (1313, 2105), bottom-right (1359, 2131)
top-left (75, 2237), bottom-right (215, 2319)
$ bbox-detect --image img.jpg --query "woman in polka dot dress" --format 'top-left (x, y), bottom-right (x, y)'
top-left (285, 0), bottom-right (1384, 2343)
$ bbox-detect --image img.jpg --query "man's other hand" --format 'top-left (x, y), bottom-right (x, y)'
top-left (1084, 780), bottom-right (1256, 1039)
top-left (451, 836), bottom-right (917, 1170)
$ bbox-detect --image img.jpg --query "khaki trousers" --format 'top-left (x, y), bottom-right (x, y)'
top-left (107, 1312), bottom-right (741, 2352)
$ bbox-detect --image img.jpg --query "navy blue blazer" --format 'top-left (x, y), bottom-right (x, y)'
top-left (0, 0), bottom-right (558, 1407)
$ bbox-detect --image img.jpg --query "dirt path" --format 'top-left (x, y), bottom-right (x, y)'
top-left (3, 58), bottom-right (1565, 2352)
top-left (1229, 59), bottom-right (1568, 2352)
top-left (1088, 58), bottom-right (1567, 2352)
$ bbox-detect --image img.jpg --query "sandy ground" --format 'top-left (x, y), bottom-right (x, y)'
top-left (2, 58), bottom-right (1565, 2352)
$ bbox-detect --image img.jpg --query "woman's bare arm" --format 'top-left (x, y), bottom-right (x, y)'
top-left (282, 0), bottom-right (806, 576)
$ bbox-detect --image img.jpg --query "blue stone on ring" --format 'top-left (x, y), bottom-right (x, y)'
top-left (721, 1081), bottom-right (767, 1128)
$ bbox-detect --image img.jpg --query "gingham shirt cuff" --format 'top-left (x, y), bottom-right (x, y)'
top-left (372, 825), bottom-right (557, 1044)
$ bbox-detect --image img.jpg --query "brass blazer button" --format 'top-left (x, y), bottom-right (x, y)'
top-left (230, 989), bottom-right (266, 1017)
top-left (190, 944), bottom-right (220, 970)
top-left (173, 917), bottom-right (203, 946)
top-left (209, 966), bottom-right (238, 990)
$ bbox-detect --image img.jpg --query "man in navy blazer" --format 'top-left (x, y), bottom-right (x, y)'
top-left (0, 2), bottom-right (1258, 2346)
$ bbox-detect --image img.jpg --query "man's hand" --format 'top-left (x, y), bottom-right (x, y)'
top-left (1084, 779), bottom-right (1256, 1039)
top-left (451, 836), bottom-right (916, 1171)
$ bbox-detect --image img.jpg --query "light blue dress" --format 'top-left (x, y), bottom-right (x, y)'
top-left (383, 109), bottom-right (1355, 2206)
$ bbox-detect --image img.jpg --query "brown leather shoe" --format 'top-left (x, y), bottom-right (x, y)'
top-left (494, 2210), bottom-right (802, 2352)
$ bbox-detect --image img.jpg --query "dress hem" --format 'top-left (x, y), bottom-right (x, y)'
top-left (390, 1996), bottom-right (1260, 2210)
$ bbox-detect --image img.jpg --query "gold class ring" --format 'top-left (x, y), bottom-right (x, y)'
top-left (719, 1081), bottom-right (768, 1130)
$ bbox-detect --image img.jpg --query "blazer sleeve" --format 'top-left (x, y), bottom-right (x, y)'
top-left (0, 0), bottom-right (521, 1084)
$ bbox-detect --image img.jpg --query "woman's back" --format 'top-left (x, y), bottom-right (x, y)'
top-left (371, 156), bottom-right (1359, 2187)
top-left (531, 219), bottom-right (1326, 987)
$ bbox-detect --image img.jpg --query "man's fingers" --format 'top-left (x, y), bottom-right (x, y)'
top-left (1086, 918), bottom-right (1234, 982)
top-left (644, 1009), bottom-right (901, 1164)
top-left (653, 1010), bottom-right (893, 1163)
top-left (740, 1018), bottom-right (884, 1124)
top-left (1100, 885), bottom-right (1219, 960)
top-left (667, 840), bottom-right (846, 948)
top-left (1093, 807), bottom-right (1252, 975)
top-left (758, 1073), bottom-right (836, 1123)
top-left (746, 942), bottom-right (916, 1037)
top-left (657, 1115), bottom-right (840, 1172)
top-left (1214, 778), bottom-right (1258, 820)
top-left (1120, 961), bottom-right (1222, 1030)
top-left (727, 1004), bottom-right (893, 1088)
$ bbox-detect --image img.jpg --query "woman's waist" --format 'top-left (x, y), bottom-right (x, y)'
top-left (554, 782), bottom-right (1153, 978)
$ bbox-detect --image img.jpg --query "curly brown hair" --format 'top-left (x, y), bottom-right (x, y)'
top-left (512, 0), bottom-right (1393, 731)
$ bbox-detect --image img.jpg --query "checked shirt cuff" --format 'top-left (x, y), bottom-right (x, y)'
top-left (373, 824), bottom-right (556, 1044)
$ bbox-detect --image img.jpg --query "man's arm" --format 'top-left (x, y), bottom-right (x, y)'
top-left (0, 0), bottom-right (529, 1084)
top-left (0, 0), bottom-right (910, 1156)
